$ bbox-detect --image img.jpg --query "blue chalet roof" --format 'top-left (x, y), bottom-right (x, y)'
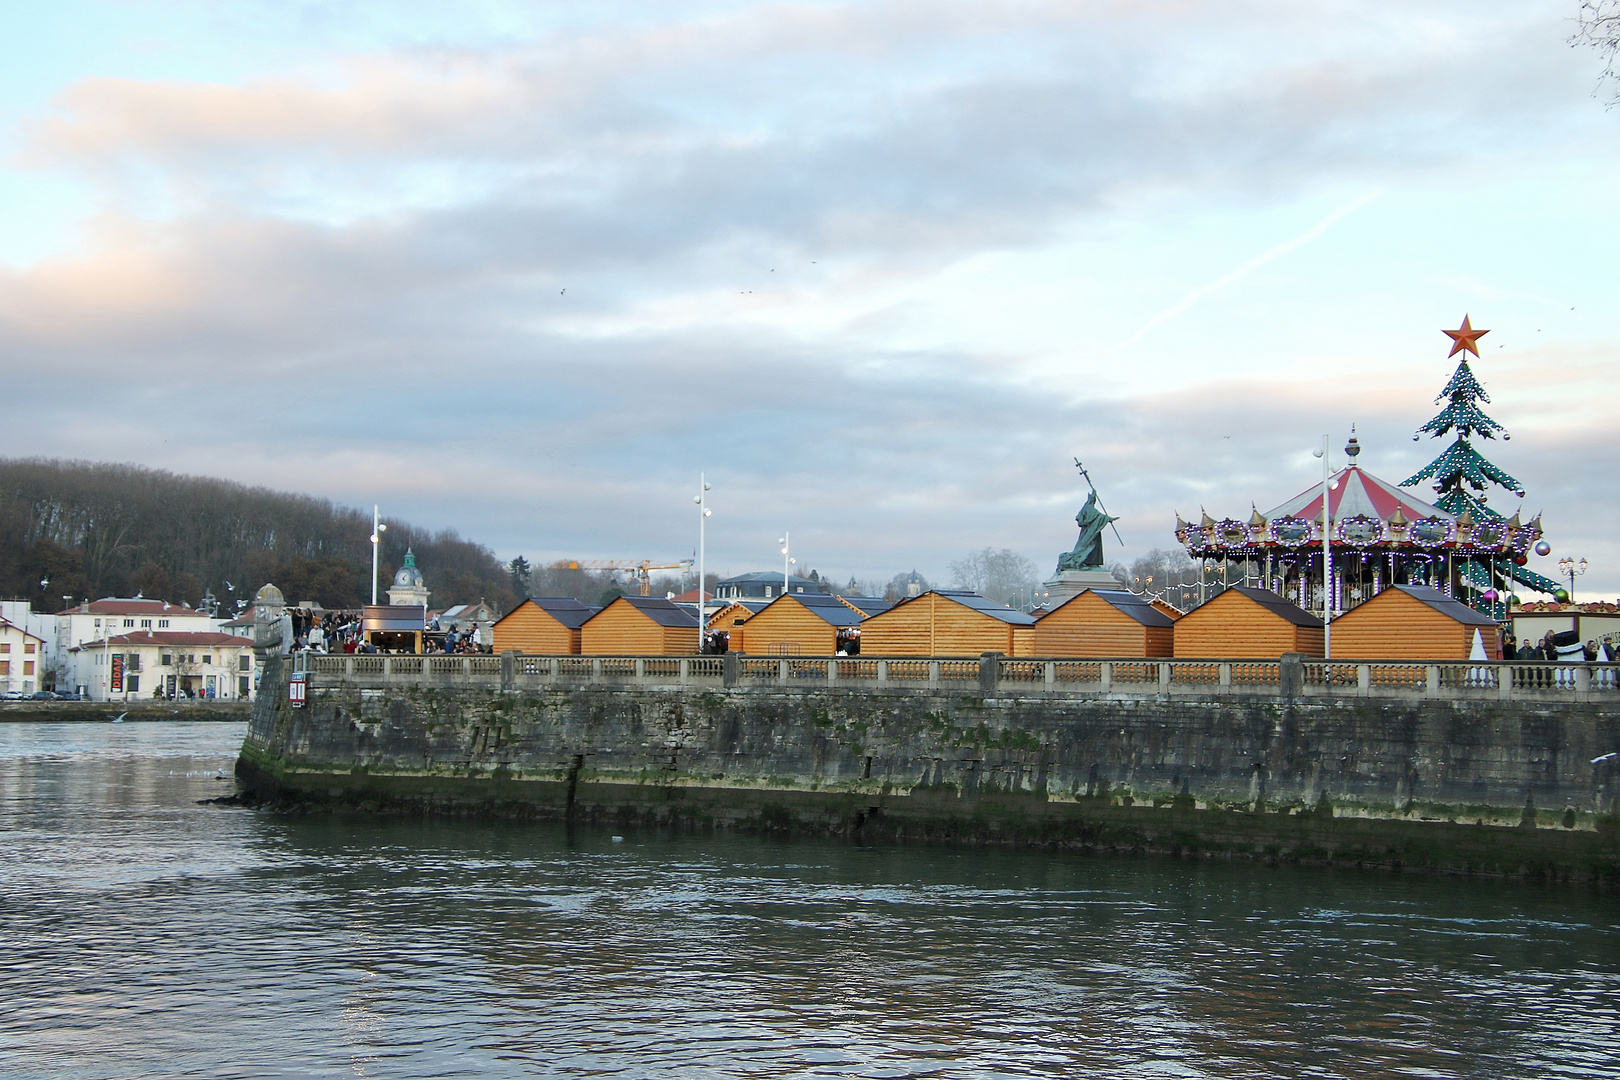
top-left (611, 595), bottom-right (699, 628)
top-left (766, 592), bottom-right (864, 627)
top-left (837, 595), bottom-right (893, 617)
top-left (1385, 585), bottom-right (1499, 626)
top-left (1046, 589), bottom-right (1176, 628)
top-left (521, 597), bottom-right (599, 630)
top-left (928, 590), bottom-right (1038, 626)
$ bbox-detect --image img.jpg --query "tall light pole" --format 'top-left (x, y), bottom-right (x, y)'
top-left (778, 531), bottom-right (795, 597)
top-left (1313, 435), bottom-right (1333, 658)
top-left (693, 473), bottom-right (712, 639)
top-left (370, 506), bottom-right (387, 605)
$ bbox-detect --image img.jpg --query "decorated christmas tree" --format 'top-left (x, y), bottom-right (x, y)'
top-left (1402, 315), bottom-right (1525, 520)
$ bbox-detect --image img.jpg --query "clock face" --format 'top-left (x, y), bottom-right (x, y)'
top-left (1271, 517), bottom-right (1310, 544)
top-left (1412, 518), bottom-right (1450, 546)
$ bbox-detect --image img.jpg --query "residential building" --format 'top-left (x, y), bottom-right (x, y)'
top-left (712, 571), bottom-right (831, 601)
top-left (68, 631), bottom-right (256, 702)
top-left (0, 616), bottom-right (48, 695)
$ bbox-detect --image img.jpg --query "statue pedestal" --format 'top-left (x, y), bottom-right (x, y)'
top-left (1043, 569), bottom-right (1122, 604)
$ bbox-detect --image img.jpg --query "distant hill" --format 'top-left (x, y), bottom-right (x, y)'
top-left (0, 459), bottom-right (518, 614)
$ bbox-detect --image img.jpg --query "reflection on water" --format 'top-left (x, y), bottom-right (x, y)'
top-left (1, 721), bottom-right (1615, 1079)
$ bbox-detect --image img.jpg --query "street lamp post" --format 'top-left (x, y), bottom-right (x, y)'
top-left (370, 506), bottom-right (388, 605)
top-left (778, 531), bottom-right (795, 597)
top-left (1313, 435), bottom-right (1333, 659)
top-left (1558, 557), bottom-right (1588, 601)
top-left (693, 473), bottom-right (712, 641)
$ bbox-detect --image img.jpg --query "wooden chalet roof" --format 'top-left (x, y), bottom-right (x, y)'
top-left (509, 597), bottom-right (599, 629)
top-left (765, 593), bottom-right (865, 627)
top-left (610, 596), bottom-right (699, 628)
top-left (1214, 587), bottom-right (1323, 627)
top-left (904, 590), bottom-right (1037, 626)
top-left (837, 595), bottom-right (893, 617)
top-left (1045, 589), bottom-right (1176, 627)
top-left (1378, 585), bottom-right (1500, 626)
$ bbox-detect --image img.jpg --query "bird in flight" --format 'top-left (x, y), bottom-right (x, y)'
top-left (109, 712), bottom-right (127, 724)
top-left (561, 288), bottom-right (567, 295)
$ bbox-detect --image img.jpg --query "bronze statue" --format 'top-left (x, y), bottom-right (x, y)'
top-left (1057, 489), bottom-right (1118, 572)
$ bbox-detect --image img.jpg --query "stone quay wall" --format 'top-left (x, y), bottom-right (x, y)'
top-left (237, 655), bottom-right (1620, 885)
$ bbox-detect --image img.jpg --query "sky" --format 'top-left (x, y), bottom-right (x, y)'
top-left (1, 0), bottom-right (1617, 596)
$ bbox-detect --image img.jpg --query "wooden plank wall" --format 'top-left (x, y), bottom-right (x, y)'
top-left (862, 594), bottom-right (1025, 656)
top-left (1034, 593), bottom-right (1166, 657)
top-left (1173, 592), bottom-right (1324, 659)
top-left (491, 605), bottom-right (578, 655)
top-left (1330, 592), bottom-right (1499, 660)
top-left (581, 602), bottom-right (698, 655)
top-left (730, 600), bottom-right (837, 656)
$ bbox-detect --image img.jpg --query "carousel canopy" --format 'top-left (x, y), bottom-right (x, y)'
top-left (1264, 465), bottom-right (1450, 524)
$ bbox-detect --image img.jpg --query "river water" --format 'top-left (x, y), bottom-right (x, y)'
top-left (0, 721), bottom-right (1615, 1079)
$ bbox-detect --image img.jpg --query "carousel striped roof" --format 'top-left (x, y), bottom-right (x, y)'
top-left (1262, 466), bottom-right (1449, 523)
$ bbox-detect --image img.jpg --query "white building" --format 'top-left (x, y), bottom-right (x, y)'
top-left (69, 630), bottom-right (255, 702)
top-left (56, 598), bottom-right (220, 661)
top-left (0, 616), bottom-right (47, 696)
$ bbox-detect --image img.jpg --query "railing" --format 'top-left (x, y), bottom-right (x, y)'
top-left (293, 652), bottom-right (1620, 702)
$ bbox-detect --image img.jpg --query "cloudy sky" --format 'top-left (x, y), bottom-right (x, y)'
top-left (2, 0), bottom-right (1617, 595)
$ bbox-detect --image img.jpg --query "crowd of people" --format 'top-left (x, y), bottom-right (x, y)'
top-left (1501, 630), bottom-right (1617, 662)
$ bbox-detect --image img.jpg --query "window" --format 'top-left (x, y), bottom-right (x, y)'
top-left (238, 676), bottom-right (251, 696)
top-left (0, 643), bottom-right (8, 653)
top-left (158, 619), bottom-right (169, 628)
top-left (0, 661), bottom-right (8, 675)
top-left (123, 619), bottom-right (134, 627)
top-left (140, 619), bottom-right (152, 628)
top-left (238, 655), bottom-right (250, 671)
top-left (24, 643), bottom-right (35, 654)
top-left (204, 654), bottom-right (213, 665)
top-left (94, 619), bottom-right (101, 629)
top-left (161, 654), bottom-right (173, 666)
top-left (127, 674), bottom-right (139, 693)
top-left (23, 662), bottom-right (34, 675)
top-left (126, 654), bottom-right (141, 672)
top-left (765, 586), bottom-right (773, 597)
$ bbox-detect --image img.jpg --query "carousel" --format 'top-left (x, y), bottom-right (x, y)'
top-left (1174, 430), bottom-right (1543, 619)
top-left (1174, 316), bottom-right (1559, 620)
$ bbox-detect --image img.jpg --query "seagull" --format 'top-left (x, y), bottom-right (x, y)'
top-left (109, 712), bottom-right (126, 723)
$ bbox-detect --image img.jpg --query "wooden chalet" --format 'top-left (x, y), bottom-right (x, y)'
top-left (1150, 598), bottom-right (1184, 622)
top-left (580, 596), bottom-right (699, 655)
top-left (1034, 589), bottom-right (1174, 658)
top-left (1172, 586), bottom-right (1324, 659)
top-left (731, 593), bottom-right (865, 656)
top-left (859, 590), bottom-right (1037, 657)
top-left (491, 597), bottom-right (598, 655)
top-left (705, 600), bottom-right (766, 631)
top-left (1329, 585), bottom-right (1502, 660)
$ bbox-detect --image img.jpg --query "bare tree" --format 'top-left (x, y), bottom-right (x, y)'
top-left (948, 548), bottom-right (1037, 607)
top-left (1574, 0), bottom-right (1620, 104)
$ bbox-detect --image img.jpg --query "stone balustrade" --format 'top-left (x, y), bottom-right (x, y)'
top-left (295, 652), bottom-right (1620, 701)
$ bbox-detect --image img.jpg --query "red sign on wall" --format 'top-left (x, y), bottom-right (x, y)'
top-left (110, 655), bottom-right (124, 692)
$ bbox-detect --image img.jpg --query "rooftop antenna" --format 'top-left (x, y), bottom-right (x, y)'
top-left (1073, 458), bottom-right (1125, 546)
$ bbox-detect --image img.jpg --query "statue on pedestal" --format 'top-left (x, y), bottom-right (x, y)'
top-left (1056, 490), bottom-right (1118, 573)
top-left (1045, 460), bottom-right (1125, 602)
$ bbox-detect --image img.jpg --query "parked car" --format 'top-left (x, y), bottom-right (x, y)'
top-left (53, 691), bottom-right (83, 700)
top-left (29, 691), bottom-right (56, 700)
top-left (1, 690), bottom-right (25, 700)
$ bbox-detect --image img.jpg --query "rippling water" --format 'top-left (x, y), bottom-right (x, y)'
top-left (1, 721), bottom-right (1615, 1079)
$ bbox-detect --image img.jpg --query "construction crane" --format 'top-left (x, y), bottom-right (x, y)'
top-left (562, 559), bottom-right (695, 596)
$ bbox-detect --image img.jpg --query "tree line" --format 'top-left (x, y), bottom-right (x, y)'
top-left (0, 459), bottom-right (519, 613)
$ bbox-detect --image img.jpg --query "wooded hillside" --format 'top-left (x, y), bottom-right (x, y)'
top-left (0, 459), bottom-right (518, 614)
